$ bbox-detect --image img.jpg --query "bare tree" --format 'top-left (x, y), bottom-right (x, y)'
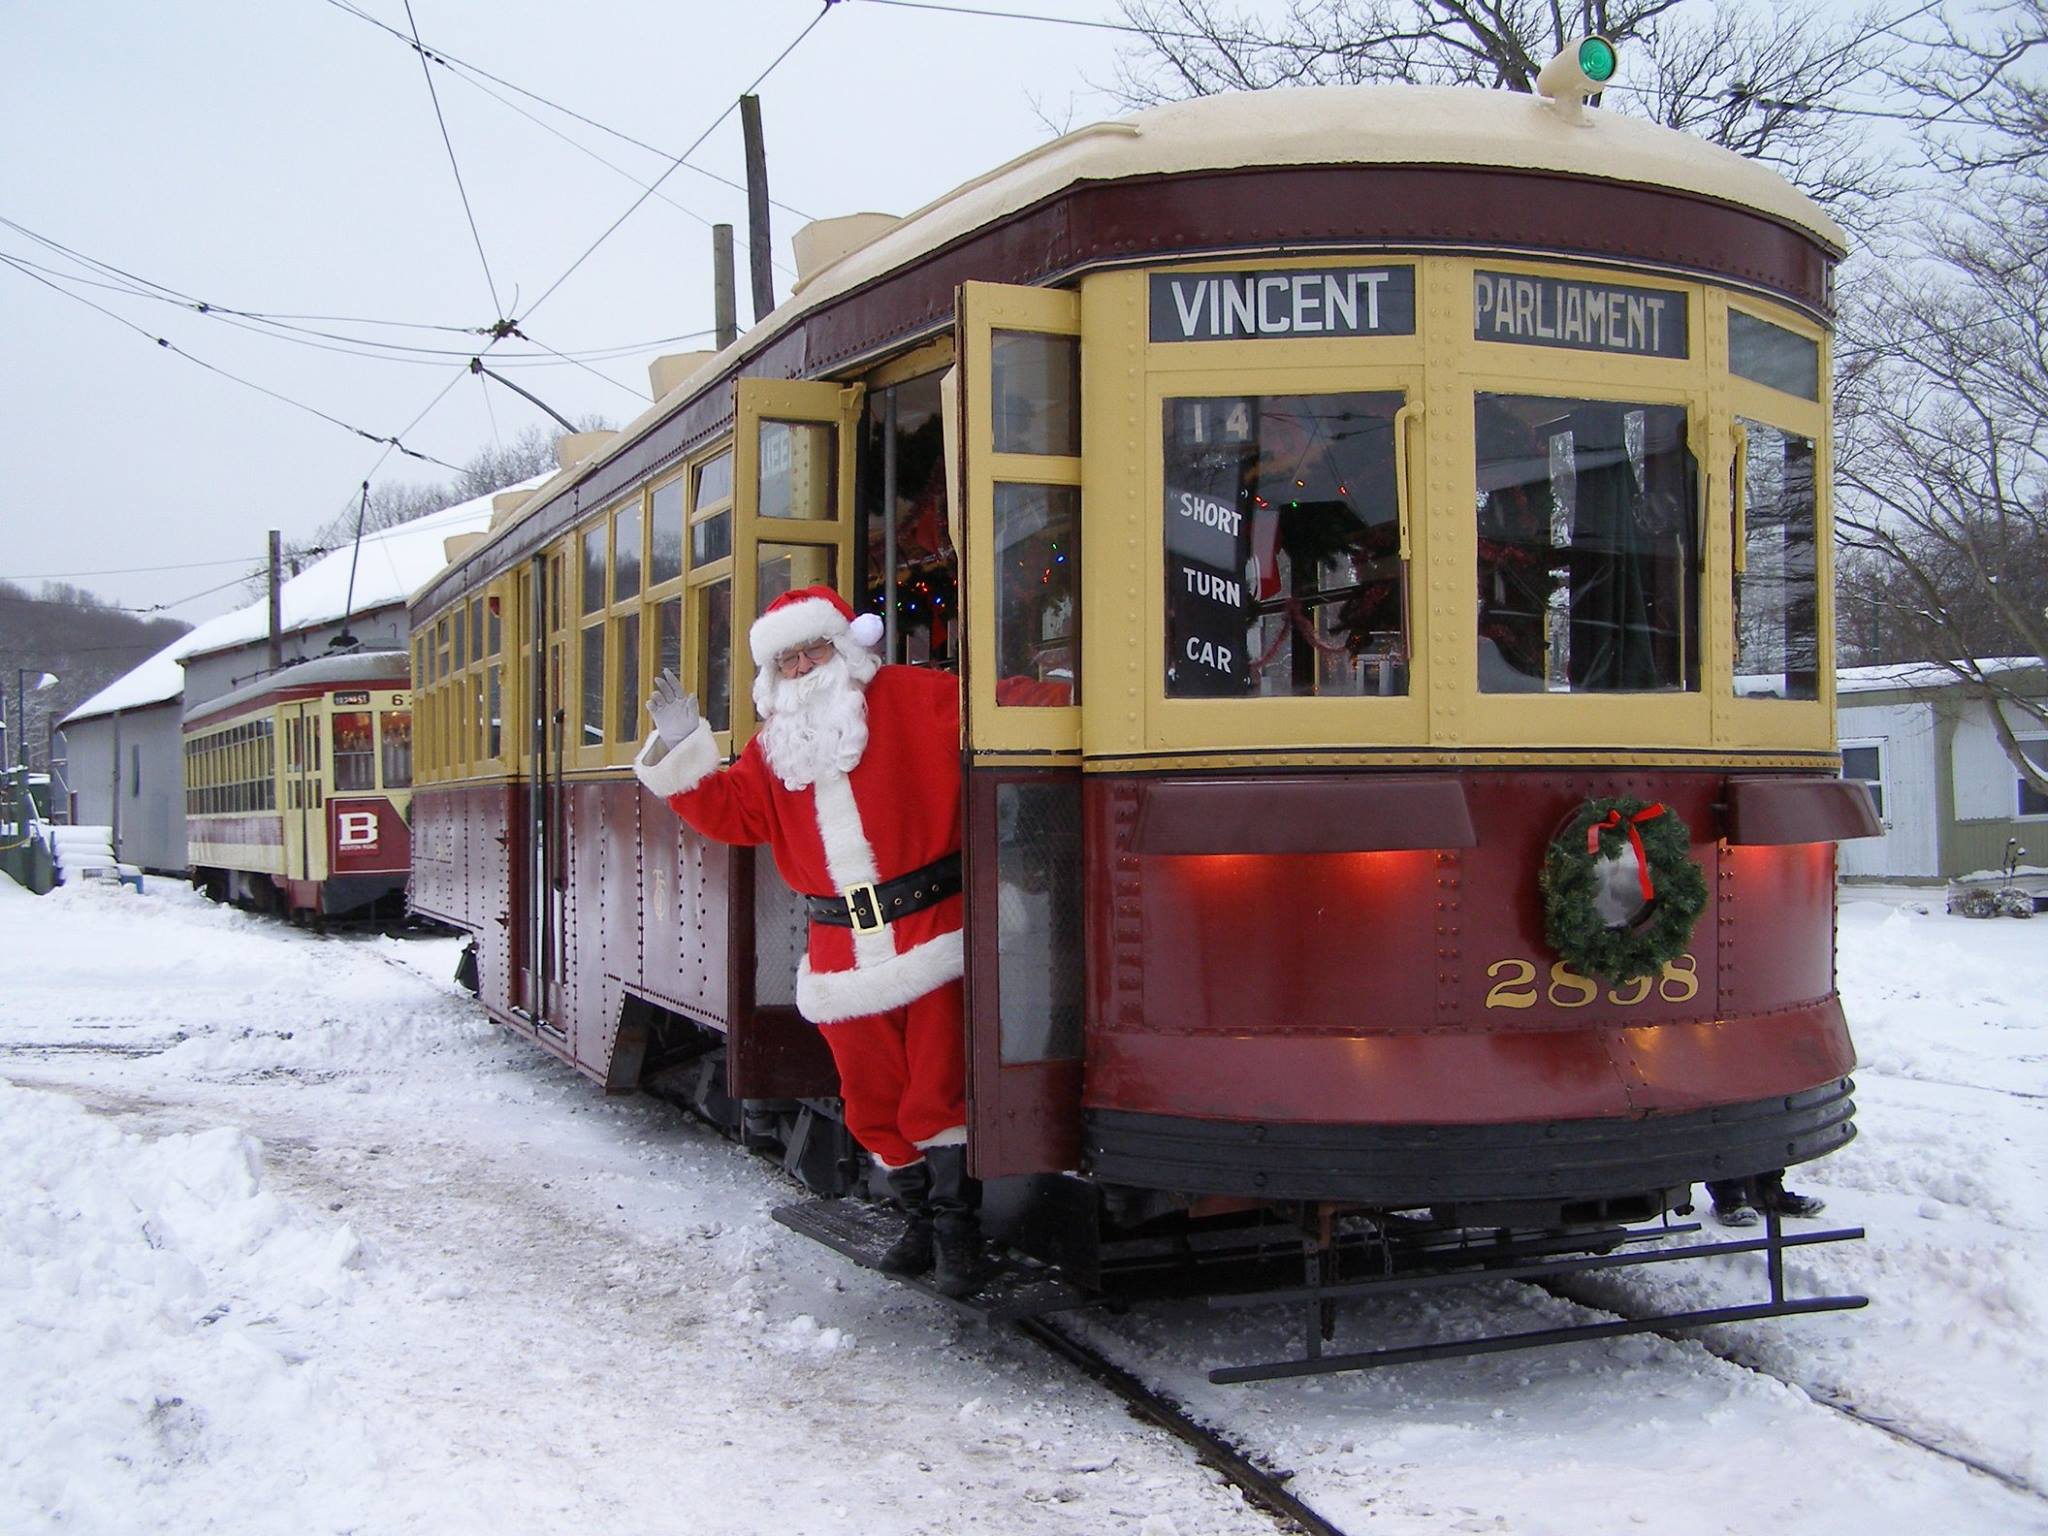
top-left (1107, 0), bottom-right (1906, 235)
top-left (284, 418), bottom-right (608, 576)
top-left (1835, 0), bottom-right (2048, 797)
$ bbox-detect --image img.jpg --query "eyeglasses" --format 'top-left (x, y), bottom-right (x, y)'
top-left (774, 638), bottom-right (838, 676)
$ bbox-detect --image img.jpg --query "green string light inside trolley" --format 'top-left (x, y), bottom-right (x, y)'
top-left (1578, 37), bottom-right (1618, 83)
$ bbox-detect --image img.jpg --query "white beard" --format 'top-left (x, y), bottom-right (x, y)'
top-left (760, 655), bottom-right (870, 790)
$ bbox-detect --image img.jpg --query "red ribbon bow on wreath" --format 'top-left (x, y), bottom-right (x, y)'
top-left (1587, 803), bottom-right (1669, 904)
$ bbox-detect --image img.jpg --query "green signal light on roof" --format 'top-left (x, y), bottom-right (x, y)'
top-left (1578, 37), bottom-right (1618, 82)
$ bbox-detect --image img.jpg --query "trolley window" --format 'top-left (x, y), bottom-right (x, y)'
top-left (650, 477), bottom-right (684, 586)
top-left (692, 450), bottom-right (734, 562)
top-left (758, 421), bottom-right (835, 521)
top-left (993, 332), bottom-right (1081, 455)
top-left (1475, 394), bottom-right (1699, 694)
top-left (701, 580), bottom-right (733, 734)
top-left (1730, 311), bottom-right (1820, 401)
top-left (1164, 392), bottom-right (1408, 699)
top-left (995, 781), bottom-right (1083, 1062)
top-left (995, 485), bottom-right (1080, 706)
top-left (614, 611), bottom-right (641, 743)
top-left (613, 499), bottom-right (643, 603)
top-left (1733, 420), bottom-right (1819, 701)
top-left (382, 709), bottom-right (413, 788)
top-left (758, 543), bottom-right (836, 612)
top-left (860, 372), bottom-right (957, 666)
top-left (333, 711), bottom-right (376, 791)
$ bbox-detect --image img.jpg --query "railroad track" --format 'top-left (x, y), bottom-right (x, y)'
top-left (1012, 1314), bottom-right (1352, 1536)
top-left (1534, 1273), bottom-right (2048, 1504)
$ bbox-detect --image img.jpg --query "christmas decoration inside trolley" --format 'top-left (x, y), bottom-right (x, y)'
top-left (403, 49), bottom-right (1884, 1379)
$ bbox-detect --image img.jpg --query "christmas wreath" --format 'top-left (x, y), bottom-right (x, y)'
top-left (1540, 796), bottom-right (1709, 985)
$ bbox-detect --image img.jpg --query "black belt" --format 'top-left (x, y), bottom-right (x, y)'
top-left (807, 853), bottom-right (962, 935)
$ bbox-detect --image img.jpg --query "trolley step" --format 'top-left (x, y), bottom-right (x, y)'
top-left (772, 1196), bottom-right (1098, 1324)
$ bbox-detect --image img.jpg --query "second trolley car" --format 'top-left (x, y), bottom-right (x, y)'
top-left (184, 650), bottom-right (415, 920)
top-left (406, 60), bottom-right (1879, 1356)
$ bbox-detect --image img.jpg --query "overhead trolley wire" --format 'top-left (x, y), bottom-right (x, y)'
top-left (853, 0), bottom-right (1964, 127)
top-left (848, 0), bottom-right (1296, 50)
top-left (514, 332), bottom-right (653, 404)
top-left (0, 253), bottom-right (467, 473)
top-left (1, 227), bottom-right (717, 367)
top-left (316, 0), bottom-right (818, 224)
top-left (0, 553), bottom-right (323, 582)
top-left (439, 51), bottom-right (802, 280)
top-left (402, 0), bottom-right (507, 321)
top-left (515, 1), bottom-right (837, 329)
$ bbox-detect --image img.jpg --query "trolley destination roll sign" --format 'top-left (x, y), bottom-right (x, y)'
top-left (1151, 267), bottom-right (1416, 342)
top-left (1473, 270), bottom-right (1688, 358)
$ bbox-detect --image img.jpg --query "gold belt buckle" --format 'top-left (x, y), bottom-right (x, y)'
top-left (844, 882), bottom-right (885, 935)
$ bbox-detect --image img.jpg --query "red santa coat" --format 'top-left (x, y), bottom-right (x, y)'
top-left (631, 665), bottom-right (962, 1025)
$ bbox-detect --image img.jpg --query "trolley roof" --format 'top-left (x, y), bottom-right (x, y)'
top-left (182, 649), bottom-right (409, 731)
top-left (447, 83), bottom-right (1846, 586)
top-left (799, 84), bottom-right (1846, 313)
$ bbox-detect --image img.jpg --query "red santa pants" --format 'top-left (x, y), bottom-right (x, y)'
top-left (818, 978), bottom-right (967, 1168)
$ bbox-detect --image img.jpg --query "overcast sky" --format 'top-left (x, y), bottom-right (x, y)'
top-left (2, 0), bottom-right (1132, 622)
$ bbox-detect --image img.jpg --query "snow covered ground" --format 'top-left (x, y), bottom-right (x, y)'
top-left (2, 876), bottom-right (2044, 1534)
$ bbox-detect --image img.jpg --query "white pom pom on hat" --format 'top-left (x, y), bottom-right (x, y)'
top-left (749, 584), bottom-right (885, 666)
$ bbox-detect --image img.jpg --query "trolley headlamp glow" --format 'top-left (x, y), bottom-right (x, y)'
top-left (1537, 36), bottom-right (1619, 123)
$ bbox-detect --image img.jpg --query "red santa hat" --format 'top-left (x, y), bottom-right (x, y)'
top-left (749, 586), bottom-right (885, 716)
top-left (749, 585), bottom-right (886, 666)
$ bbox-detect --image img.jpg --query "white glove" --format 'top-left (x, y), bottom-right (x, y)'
top-left (646, 669), bottom-right (700, 749)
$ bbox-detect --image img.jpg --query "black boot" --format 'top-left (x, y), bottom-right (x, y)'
top-left (1757, 1170), bottom-right (1826, 1219)
top-left (1707, 1177), bottom-right (1760, 1228)
top-left (875, 1160), bottom-right (935, 1276)
top-left (923, 1145), bottom-right (984, 1299)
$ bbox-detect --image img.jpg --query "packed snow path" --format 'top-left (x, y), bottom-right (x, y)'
top-left (2, 877), bottom-right (2045, 1535)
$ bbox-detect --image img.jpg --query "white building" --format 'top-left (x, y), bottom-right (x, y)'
top-left (58, 481), bottom-right (541, 873)
top-left (1837, 659), bottom-right (2048, 882)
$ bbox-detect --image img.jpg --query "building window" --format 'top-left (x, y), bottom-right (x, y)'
top-left (1841, 743), bottom-right (1884, 821)
top-left (2020, 740), bottom-right (2048, 818)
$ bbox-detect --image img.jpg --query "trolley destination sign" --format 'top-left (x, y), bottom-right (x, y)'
top-left (1473, 270), bottom-right (1688, 358)
top-left (1151, 267), bottom-right (1416, 342)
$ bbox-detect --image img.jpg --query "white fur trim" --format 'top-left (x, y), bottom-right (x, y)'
top-left (913, 1125), bottom-right (967, 1149)
top-left (749, 596), bottom-right (848, 666)
top-left (632, 724), bottom-right (720, 800)
top-left (810, 773), bottom-right (895, 967)
top-left (797, 929), bottom-right (965, 1024)
top-left (848, 612), bottom-right (884, 648)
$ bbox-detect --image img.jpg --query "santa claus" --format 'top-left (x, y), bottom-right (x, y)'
top-left (632, 585), bottom-right (979, 1295)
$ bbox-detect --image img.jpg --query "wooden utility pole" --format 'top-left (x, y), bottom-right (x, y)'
top-left (713, 223), bottom-right (738, 349)
top-left (739, 94), bottom-right (775, 322)
top-left (268, 530), bottom-right (283, 671)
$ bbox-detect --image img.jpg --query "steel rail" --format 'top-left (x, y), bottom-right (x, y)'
top-left (1011, 1314), bottom-right (1354, 1536)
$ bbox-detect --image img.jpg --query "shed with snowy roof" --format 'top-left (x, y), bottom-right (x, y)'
top-left (55, 478), bottom-right (541, 873)
top-left (1837, 659), bottom-right (2048, 884)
